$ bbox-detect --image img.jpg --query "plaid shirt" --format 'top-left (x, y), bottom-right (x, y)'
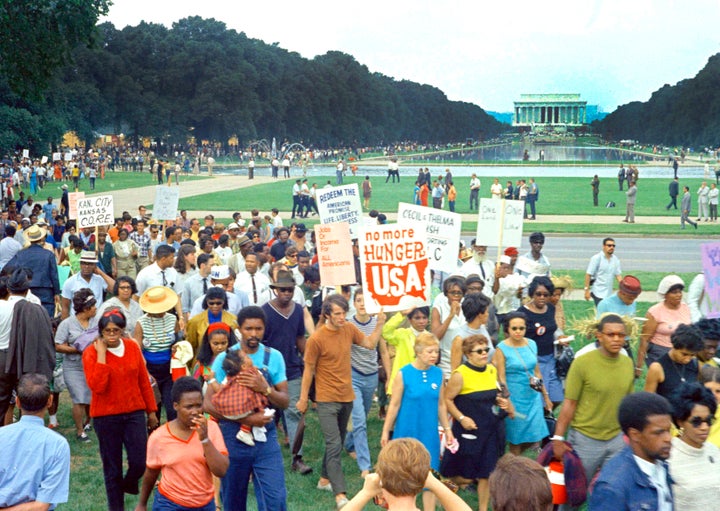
top-left (129, 231), bottom-right (151, 257)
top-left (212, 367), bottom-right (269, 417)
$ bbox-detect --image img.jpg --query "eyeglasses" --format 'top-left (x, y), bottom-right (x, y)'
top-left (605, 244), bottom-right (616, 247)
top-left (207, 301), bottom-right (224, 306)
top-left (118, 285), bottom-right (132, 290)
top-left (470, 347), bottom-right (491, 355)
top-left (510, 326), bottom-right (526, 331)
top-left (103, 327), bottom-right (121, 334)
top-left (447, 290), bottom-right (464, 297)
top-left (688, 415), bottom-right (715, 428)
top-left (533, 292), bottom-right (550, 297)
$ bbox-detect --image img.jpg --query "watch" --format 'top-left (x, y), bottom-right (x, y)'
top-left (264, 386), bottom-right (272, 397)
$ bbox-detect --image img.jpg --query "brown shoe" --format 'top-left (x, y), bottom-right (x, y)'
top-left (292, 457), bottom-right (313, 475)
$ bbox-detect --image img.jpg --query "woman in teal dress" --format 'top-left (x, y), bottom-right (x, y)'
top-left (492, 311), bottom-right (552, 455)
top-left (382, 332), bottom-right (453, 511)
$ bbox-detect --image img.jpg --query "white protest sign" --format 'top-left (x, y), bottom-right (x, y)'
top-left (359, 223), bottom-right (430, 314)
top-left (22, 149), bottom-right (29, 159)
top-left (40, 156), bottom-right (48, 164)
top-left (64, 153), bottom-right (72, 162)
top-left (67, 192), bottom-right (85, 220)
top-left (52, 152), bottom-right (61, 162)
top-left (315, 222), bottom-right (356, 286)
top-left (397, 202), bottom-right (461, 273)
top-left (77, 195), bottom-right (114, 228)
top-left (316, 184), bottom-right (363, 238)
top-left (152, 186), bottom-right (180, 220)
top-left (475, 199), bottom-right (524, 248)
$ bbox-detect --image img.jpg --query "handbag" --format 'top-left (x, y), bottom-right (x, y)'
top-left (555, 345), bottom-right (575, 379)
top-left (511, 344), bottom-right (544, 392)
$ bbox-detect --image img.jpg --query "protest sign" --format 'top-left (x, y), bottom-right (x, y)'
top-left (359, 224), bottom-right (429, 313)
top-left (153, 186), bottom-right (180, 220)
top-left (77, 195), bottom-right (114, 228)
top-left (22, 149), bottom-right (29, 159)
top-left (40, 156), bottom-right (48, 164)
top-left (475, 198), bottom-right (524, 249)
top-left (52, 152), bottom-right (61, 162)
top-left (316, 184), bottom-right (363, 238)
top-left (67, 192), bottom-right (85, 220)
top-left (64, 153), bottom-right (72, 162)
top-left (701, 242), bottom-right (720, 319)
top-left (315, 222), bottom-right (355, 286)
top-left (397, 202), bottom-right (461, 273)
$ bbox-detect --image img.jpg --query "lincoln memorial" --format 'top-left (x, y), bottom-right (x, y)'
top-left (513, 93), bottom-right (587, 128)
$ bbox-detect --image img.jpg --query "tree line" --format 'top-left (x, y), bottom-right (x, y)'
top-left (0, 15), bottom-right (504, 156)
top-left (594, 53), bottom-right (720, 149)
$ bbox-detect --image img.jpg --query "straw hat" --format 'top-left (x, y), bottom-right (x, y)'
top-left (139, 286), bottom-right (179, 313)
top-left (79, 251), bottom-right (98, 264)
top-left (24, 224), bottom-right (47, 243)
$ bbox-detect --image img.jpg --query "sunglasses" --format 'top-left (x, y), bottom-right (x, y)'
top-left (207, 301), bottom-right (224, 306)
top-left (470, 347), bottom-right (491, 355)
top-left (605, 244), bottom-right (615, 247)
top-left (688, 415), bottom-right (715, 428)
top-left (533, 292), bottom-right (550, 297)
top-left (510, 326), bottom-right (526, 331)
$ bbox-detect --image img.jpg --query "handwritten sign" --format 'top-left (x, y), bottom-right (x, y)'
top-left (315, 222), bottom-right (355, 286)
top-left (317, 184), bottom-right (363, 238)
top-left (77, 195), bottom-right (114, 228)
top-left (40, 156), bottom-right (48, 164)
top-left (701, 242), bottom-right (720, 319)
top-left (22, 149), bottom-right (29, 159)
top-left (475, 198), bottom-right (525, 248)
top-left (359, 224), bottom-right (429, 313)
top-left (67, 192), bottom-right (85, 220)
top-left (397, 202), bottom-right (461, 273)
top-left (153, 186), bottom-right (180, 220)
top-left (52, 152), bottom-right (61, 162)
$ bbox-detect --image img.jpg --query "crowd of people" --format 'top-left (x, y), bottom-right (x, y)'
top-left (0, 174), bottom-right (718, 511)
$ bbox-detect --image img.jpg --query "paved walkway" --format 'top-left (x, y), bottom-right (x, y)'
top-left (98, 174), bottom-right (689, 226)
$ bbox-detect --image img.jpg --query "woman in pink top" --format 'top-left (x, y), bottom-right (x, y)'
top-left (637, 275), bottom-right (692, 376)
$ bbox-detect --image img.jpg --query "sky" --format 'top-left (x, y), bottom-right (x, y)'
top-left (102, 0), bottom-right (720, 113)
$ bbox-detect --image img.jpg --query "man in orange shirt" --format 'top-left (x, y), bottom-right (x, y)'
top-left (137, 377), bottom-right (228, 511)
top-left (297, 295), bottom-right (385, 509)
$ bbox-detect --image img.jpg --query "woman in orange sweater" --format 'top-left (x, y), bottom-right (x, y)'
top-left (83, 309), bottom-right (158, 510)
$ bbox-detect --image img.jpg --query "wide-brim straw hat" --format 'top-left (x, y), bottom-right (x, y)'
top-left (24, 224), bottom-right (47, 243)
top-left (139, 286), bottom-right (179, 313)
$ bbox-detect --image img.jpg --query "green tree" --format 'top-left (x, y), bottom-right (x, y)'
top-left (0, 0), bottom-right (111, 99)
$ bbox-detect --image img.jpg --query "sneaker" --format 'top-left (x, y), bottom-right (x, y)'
top-left (77, 432), bottom-right (91, 443)
top-left (83, 423), bottom-right (92, 432)
top-left (236, 429), bottom-right (255, 446)
top-left (316, 480), bottom-right (332, 492)
top-left (292, 457), bottom-right (313, 475)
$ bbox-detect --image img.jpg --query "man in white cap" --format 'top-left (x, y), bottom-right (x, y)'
top-left (460, 239), bottom-right (495, 300)
top-left (60, 251), bottom-right (116, 319)
top-left (6, 224), bottom-right (60, 317)
top-left (189, 265), bottom-right (249, 317)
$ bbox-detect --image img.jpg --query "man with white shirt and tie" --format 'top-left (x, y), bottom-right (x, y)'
top-left (135, 244), bottom-right (184, 329)
top-left (181, 253), bottom-right (214, 321)
top-left (235, 253), bottom-right (271, 306)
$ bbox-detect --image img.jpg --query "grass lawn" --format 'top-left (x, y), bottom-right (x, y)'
top-left (45, 296), bottom-right (654, 510)
top-left (25, 172), bottom-right (209, 200)
top-left (176, 174), bottom-right (720, 219)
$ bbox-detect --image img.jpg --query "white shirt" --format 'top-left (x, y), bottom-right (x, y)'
top-left (190, 287), bottom-right (249, 317)
top-left (234, 271), bottom-right (272, 306)
top-left (586, 252), bottom-right (622, 300)
top-left (470, 177), bottom-right (481, 191)
top-left (0, 295), bottom-right (27, 349)
top-left (633, 455), bottom-right (673, 511)
top-left (687, 273), bottom-right (710, 323)
top-left (459, 258), bottom-right (495, 300)
top-left (0, 237), bottom-right (22, 271)
top-left (490, 183), bottom-right (503, 198)
top-left (61, 273), bottom-right (107, 313)
top-left (135, 263), bottom-right (179, 295)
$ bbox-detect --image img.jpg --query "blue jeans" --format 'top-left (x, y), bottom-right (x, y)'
top-left (219, 420), bottom-right (287, 511)
top-left (344, 369), bottom-right (378, 472)
top-left (336, 171), bottom-right (343, 185)
top-left (152, 491), bottom-right (215, 511)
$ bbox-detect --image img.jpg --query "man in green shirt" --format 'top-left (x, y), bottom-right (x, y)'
top-left (551, 314), bottom-right (634, 510)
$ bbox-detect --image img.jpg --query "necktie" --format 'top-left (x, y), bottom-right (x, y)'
top-left (251, 274), bottom-right (258, 303)
top-left (161, 270), bottom-right (167, 286)
top-left (202, 277), bottom-right (208, 294)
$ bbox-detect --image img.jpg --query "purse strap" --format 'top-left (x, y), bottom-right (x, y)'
top-left (510, 342), bottom-right (534, 379)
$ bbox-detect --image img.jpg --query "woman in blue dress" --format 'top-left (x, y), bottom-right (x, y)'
top-left (493, 311), bottom-right (552, 455)
top-left (382, 332), bottom-right (454, 511)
